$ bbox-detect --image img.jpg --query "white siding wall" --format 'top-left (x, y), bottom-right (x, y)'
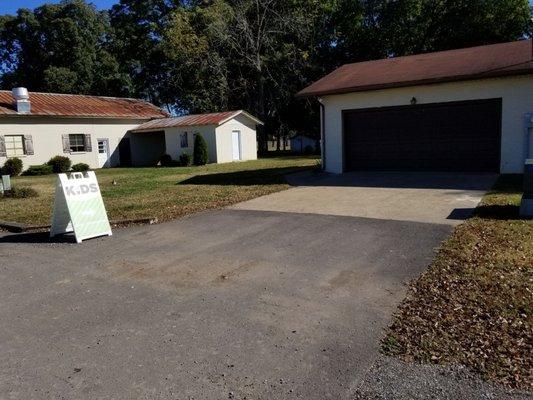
top-left (215, 114), bottom-right (258, 163)
top-left (164, 125), bottom-right (218, 163)
top-left (0, 117), bottom-right (146, 169)
top-left (322, 75), bottom-right (533, 174)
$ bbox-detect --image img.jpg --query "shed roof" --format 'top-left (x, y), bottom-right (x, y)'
top-left (0, 90), bottom-right (169, 119)
top-left (132, 110), bottom-right (263, 132)
top-left (297, 39), bottom-right (533, 97)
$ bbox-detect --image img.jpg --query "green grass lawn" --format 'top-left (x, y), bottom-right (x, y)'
top-left (1, 156), bottom-right (318, 226)
top-left (383, 174), bottom-right (532, 389)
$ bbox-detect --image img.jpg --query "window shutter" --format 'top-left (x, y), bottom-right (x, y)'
top-left (62, 134), bottom-right (71, 153)
top-left (0, 135), bottom-right (5, 157)
top-left (84, 134), bottom-right (92, 152)
top-left (23, 135), bottom-right (34, 155)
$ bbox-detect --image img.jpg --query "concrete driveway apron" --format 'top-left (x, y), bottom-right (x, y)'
top-left (231, 171), bottom-right (496, 225)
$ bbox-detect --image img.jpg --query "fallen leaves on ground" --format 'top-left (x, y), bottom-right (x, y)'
top-left (383, 175), bottom-right (533, 389)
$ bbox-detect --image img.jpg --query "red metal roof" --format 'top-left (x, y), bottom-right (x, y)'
top-left (132, 110), bottom-right (263, 132)
top-left (297, 39), bottom-right (533, 97)
top-left (0, 90), bottom-right (169, 119)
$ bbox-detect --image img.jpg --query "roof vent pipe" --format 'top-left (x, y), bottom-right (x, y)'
top-left (12, 87), bottom-right (31, 114)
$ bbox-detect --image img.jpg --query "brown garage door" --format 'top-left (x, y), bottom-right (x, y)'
top-left (343, 99), bottom-right (501, 172)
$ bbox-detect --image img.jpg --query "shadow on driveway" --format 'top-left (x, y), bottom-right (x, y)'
top-left (179, 166), bottom-right (313, 186)
top-left (287, 170), bottom-right (498, 191)
top-left (0, 231), bottom-right (76, 244)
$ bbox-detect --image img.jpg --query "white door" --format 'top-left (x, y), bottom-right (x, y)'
top-left (97, 139), bottom-right (110, 168)
top-left (232, 130), bottom-right (241, 160)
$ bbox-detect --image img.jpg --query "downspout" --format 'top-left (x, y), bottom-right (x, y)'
top-left (318, 97), bottom-right (326, 171)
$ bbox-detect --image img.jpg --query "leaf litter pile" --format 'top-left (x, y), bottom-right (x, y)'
top-left (383, 176), bottom-right (532, 389)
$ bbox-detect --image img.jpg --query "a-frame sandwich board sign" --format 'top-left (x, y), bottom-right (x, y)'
top-left (50, 171), bottom-right (112, 243)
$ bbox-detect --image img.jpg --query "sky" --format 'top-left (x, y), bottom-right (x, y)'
top-left (0, 0), bottom-right (119, 15)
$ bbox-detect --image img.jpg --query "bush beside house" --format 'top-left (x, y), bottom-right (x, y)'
top-left (2, 157), bottom-right (23, 176)
top-left (71, 163), bottom-right (90, 172)
top-left (47, 156), bottom-right (71, 173)
top-left (179, 153), bottom-right (192, 166)
top-left (193, 134), bottom-right (209, 166)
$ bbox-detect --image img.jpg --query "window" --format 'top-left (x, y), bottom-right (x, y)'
top-left (69, 134), bottom-right (86, 152)
top-left (5, 135), bottom-right (25, 156)
top-left (180, 132), bottom-right (188, 148)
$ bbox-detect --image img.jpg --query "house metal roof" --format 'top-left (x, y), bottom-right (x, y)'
top-left (0, 90), bottom-right (169, 119)
top-left (132, 110), bottom-right (263, 132)
top-left (297, 39), bottom-right (533, 97)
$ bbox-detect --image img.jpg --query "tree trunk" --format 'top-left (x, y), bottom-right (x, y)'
top-left (256, 73), bottom-right (268, 155)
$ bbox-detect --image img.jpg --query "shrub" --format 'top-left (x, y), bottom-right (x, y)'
top-left (47, 155), bottom-right (71, 173)
top-left (179, 153), bottom-right (192, 167)
top-left (159, 154), bottom-right (173, 167)
top-left (193, 134), bottom-right (209, 166)
top-left (2, 186), bottom-right (38, 199)
top-left (23, 164), bottom-right (53, 176)
top-left (71, 163), bottom-right (90, 172)
top-left (2, 157), bottom-right (23, 176)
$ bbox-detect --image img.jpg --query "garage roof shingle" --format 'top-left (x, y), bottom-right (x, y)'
top-left (297, 39), bottom-right (533, 97)
top-left (0, 90), bottom-right (169, 119)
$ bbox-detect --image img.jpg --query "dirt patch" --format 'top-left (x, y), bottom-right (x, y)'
top-left (104, 257), bottom-right (261, 291)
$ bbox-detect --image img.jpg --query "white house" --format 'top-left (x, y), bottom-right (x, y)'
top-left (0, 89), bottom-right (169, 169)
top-left (130, 110), bottom-right (262, 164)
top-left (0, 88), bottom-right (261, 169)
top-left (298, 39), bottom-right (533, 174)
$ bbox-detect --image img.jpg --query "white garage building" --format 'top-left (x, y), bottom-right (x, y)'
top-left (298, 39), bottom-right (533, 174)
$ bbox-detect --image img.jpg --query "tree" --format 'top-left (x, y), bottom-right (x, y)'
top-left (109, 0), bottom-right (181, 107)
top-left (0, 0), bottom-right (131, 96)
top-left (193, 134), bottom-right (209, 165)
top-left (163, 1), bottom-right (230, 112)
top-left (330, 0), bottom-right (532, 62)
top-left (163, 0), bottom-right (331, 152)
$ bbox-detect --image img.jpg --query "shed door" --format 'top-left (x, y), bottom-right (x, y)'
top-left (232, 130), bottom-right (242, 160)
top-left (343, 99), bottom-right (501, 172)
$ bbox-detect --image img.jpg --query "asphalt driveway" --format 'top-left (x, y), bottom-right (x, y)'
top-left (0, 172), bottom-right (498, 399)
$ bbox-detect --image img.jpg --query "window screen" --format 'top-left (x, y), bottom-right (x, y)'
top-left (5, 135), bottom-right (25, 156)
top-left (180, 132), bottom-right (188, 148)
top-left (69, 134), bottom-right (86, 152)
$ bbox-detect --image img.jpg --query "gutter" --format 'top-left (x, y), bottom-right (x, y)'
top-left (318, 97), bottom-right (326, 171)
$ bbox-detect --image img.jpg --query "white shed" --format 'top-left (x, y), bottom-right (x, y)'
top-left (131, 110), bottom-right (262, 165)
